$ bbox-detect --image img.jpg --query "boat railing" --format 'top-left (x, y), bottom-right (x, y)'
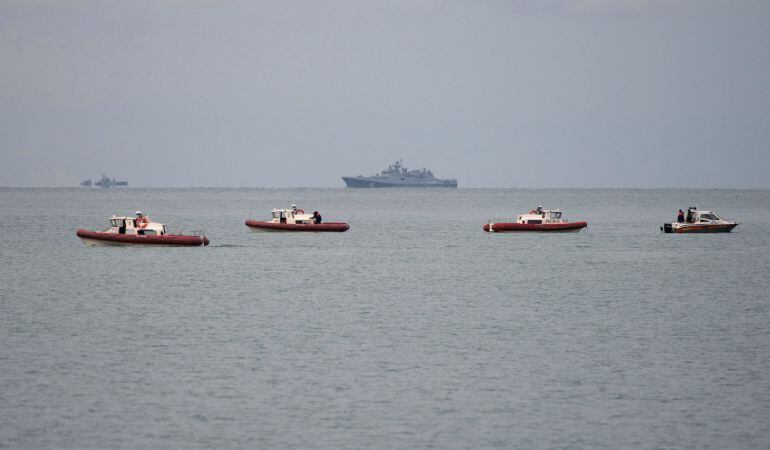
top-left (170, 230), bottom-right (207, 237)
top-left (487, 217), bottom-right (515, 224)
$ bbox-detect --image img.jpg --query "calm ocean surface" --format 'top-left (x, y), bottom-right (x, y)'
top-left (1, 188), bottom-right (769, 449)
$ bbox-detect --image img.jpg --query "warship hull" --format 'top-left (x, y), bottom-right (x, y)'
top-left (342, 176), bottom-right (457, 188)
top-left (342, 160), bottom-right (457, 188)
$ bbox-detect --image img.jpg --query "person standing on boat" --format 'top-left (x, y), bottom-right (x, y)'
top-left (677, 209), bottom-right (685, 223)
top-left (686, 208), bottom-right (695, 223)
top-left (312, 211), bottom-right (322, 224)
top-left (135, 211), bottom-right (149, 234)
top-left (135, 211), bottom-right (149, 227)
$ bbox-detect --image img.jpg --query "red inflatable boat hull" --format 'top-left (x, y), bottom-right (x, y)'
top-left (484, 221), bottom-right (587, 232)
top-left (244, 220), bottom-right (349, 232)
top-left (77, 229), bottom-right (209, 246)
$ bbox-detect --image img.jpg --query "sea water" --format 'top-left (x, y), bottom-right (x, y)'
top-left (1, 188), bottom-right (769, 448)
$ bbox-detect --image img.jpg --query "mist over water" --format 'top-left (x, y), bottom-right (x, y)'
top-left (2, 188), bottom-right (770, 448)
top-left (3, 1), bottom-right (770, 188)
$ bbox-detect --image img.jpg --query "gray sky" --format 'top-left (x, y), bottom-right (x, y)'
top-left (1, 0), bottom-right (769, 188)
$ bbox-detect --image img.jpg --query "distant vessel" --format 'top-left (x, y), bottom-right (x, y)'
top-left (81, 173), bottom-right (128, 188)
top-left (342, 160), bottom-right (457, 188)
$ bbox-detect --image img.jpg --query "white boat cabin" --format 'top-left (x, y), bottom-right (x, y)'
top-left (268, 205), bottom-right (320, 225)
top-left (516, 206), bottom-right (569, 225)
top-left (106, 215), bottom-right (167, 236)
top-left (682, 208), bottom-right (729, 225)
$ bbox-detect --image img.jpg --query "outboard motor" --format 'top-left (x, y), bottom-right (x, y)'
top-left (662, 223), bottom-right (673, 233)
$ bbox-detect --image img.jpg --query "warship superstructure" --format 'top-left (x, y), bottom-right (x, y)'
top-left (81, 174), bottom-right (128, 188)
top-left (342, 160), bottom-right (457, 188)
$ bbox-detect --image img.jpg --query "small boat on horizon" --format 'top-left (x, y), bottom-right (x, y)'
top-left (245, 205), bottom-right (349, 232)
top-left (484, 206), bottom-right (587, 232)
top-left (661, 207), bottom-right (738, 233)
top-left (77, 212), bottom-right (209, 246)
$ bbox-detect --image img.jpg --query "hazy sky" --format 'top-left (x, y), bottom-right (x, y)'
top-left (1, 0), bottom-right (768, 187)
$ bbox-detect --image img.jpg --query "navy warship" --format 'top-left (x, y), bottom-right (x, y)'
top-left (342, 160), bottom-right (457, 188)
top-left (81, 174), bottom-right (128, 188)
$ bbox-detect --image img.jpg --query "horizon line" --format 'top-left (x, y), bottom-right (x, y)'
top-left (2, 185), bottom-right (770, 191)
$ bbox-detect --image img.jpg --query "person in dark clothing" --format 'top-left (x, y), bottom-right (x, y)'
top-left (312, 211), bottom-right (322, 224)
top-left (677, 209), bottom-right (685, 223)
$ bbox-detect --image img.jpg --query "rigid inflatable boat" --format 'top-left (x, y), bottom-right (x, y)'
top-left (77, 213), bottom-right (209, 246)
top-left (245, 205), bottom-right (349, 232)
top-left (484, 206), bottom-right (587, 233)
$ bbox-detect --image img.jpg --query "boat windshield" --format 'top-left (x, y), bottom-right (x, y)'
top-left (700, 213), bottom-right (719, 221)
top-left (548, 212), bottom-right (562, 219)
top-left (110, 218), bottom-right (120, 227)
